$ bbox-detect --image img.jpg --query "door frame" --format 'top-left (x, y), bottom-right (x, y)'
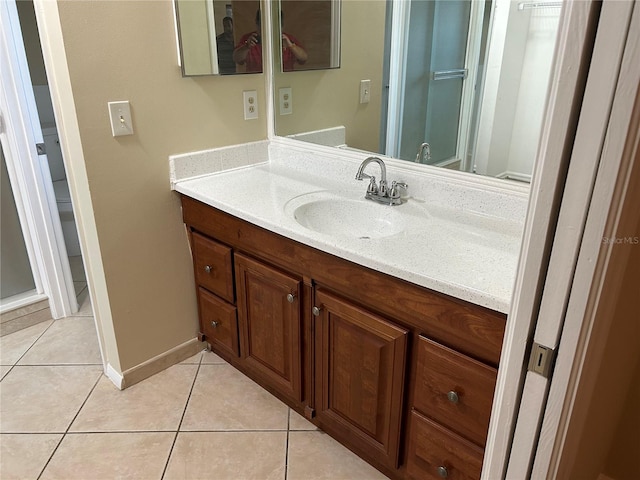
top-left (482, 0), bottom-right (601, 477)
top-left (530, 2), bottom-right (640, 475)
top-left (6, 0), bottom-right (118, 379)
top-left (0, 0), bottom-right (76, 318)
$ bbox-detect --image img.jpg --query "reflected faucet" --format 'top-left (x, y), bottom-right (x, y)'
top-left (416, 142), bottom-right (431, 163)
top-left (355, 156), bottom-right (407, 206)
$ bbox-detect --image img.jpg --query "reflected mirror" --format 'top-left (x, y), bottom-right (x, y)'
top-left (275, 0), bottom-right (342, 72)
top-left (175, 0), bottom-right (261, 75)
top-left (273, 0), bottom-right (563, 183)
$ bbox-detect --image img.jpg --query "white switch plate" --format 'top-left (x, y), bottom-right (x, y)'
top-left (359, 79), bottom-right (371, 104)
top-left (279, 87), bottom-right (293, 115)
top-left (108, 101), bottom-right (134, 137)
top-left (243, 90), bottom-right (258, 120)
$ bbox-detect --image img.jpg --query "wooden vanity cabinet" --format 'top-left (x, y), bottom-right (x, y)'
top-left (190, 232), bottom-right (239, 357)
top-left (235, 253), bottom-right (303, 403)
top-left (313, 289), bottom-right (408, 470)
top-left (405, 336), bottom-right (497, 480)
top-left (180, 196), bottom-right (507, 480)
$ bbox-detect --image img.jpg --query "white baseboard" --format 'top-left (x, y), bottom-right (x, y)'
top-left (105, 363), bottom-right (124, 390)
top-left (120, 337), bottom-right (204, 389)
top-left (103, 337), bottom-right (204, 390)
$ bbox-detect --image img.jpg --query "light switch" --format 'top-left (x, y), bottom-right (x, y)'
top-left (359, 80), bottom-right (371, 104)
top-left (108, 101), bottom-right (134, 137)
top-left (243, 90), bottom-right (258, 120)
top-left (279, 87), bottom-right (292, 115)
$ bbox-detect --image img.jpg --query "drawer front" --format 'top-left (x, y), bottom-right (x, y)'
top-left (414, 336), bottom-right (497, 446)
top-left (192, 232), bottom-right (234, 302)
top-left (407, 410), bottom-right (483, 480)
top-left (198, 287), bottom-right (239, 357)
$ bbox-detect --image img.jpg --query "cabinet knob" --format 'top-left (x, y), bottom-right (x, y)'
top-left (211, 321), bottom-right (219, 328)
top-left (287, 293), bottom-right (296, 303)
top-left (312, 306), bottom-right (322, 316)
top-left (204, 265), bottom-right (213, 274)
top-left (447, 391), bottom-right (460, 404)
top-left (436, 466), bottom-right (449, 478)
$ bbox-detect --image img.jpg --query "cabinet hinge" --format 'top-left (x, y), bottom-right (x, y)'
top-left (527, 342), bottom-right (557, 378)
top-left (36, 142), bottom-right (46, 155)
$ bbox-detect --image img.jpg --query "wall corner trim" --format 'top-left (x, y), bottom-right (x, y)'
top-left (104, 363), bottom-right (124, 390)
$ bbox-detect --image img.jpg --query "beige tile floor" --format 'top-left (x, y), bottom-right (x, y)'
top-left (0, 294), bottom-right (389, 480)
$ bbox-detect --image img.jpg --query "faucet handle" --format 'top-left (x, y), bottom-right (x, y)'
top-left (390, 181), bottom-right (408, 199)
top-left (366, 176), bottom-right (378, 194)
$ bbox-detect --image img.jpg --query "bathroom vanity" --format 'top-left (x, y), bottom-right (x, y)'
top-left (173, 143), bottom-right (526, 479)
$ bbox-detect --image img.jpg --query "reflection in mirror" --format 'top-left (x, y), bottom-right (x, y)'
top-left (175, 0), bottom-right (261, 76)
top-left (276, 0), bottom-right (341, 72)
top-left (273, 0), bottom-right (562, 183)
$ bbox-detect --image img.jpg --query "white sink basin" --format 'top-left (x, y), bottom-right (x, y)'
top-left (284, 191), bottom-right (407, 239)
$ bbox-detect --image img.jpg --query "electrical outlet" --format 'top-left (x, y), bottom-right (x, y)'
top-left (243, 90), bottom-right (258, 120)
top-left (108, 101), bottom-right (134, 136)
top-left (359, 80), bottom-right (371, 104)
top-left (279, 87), bottom-right (293, 115)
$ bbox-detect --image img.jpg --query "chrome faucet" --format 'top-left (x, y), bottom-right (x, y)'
top-left (416, 142), bottom-right (431, 163)
top-left (355, 156), bottom-right (407, 206)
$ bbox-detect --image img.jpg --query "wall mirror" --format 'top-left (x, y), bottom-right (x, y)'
top-left (175, 0), bottom-right (262, 75)
top-left (274, 0), bottom-right (342, 72)
top-left (273, 0), bottom-right (563, 183)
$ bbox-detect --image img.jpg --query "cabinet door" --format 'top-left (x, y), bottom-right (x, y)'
top-left (314, 289), bottom-right (408, 469)
top-left (235, 253), bottom-right (302, 402)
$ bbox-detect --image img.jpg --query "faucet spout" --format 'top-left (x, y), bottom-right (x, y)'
top-left (416, 143), bottom-right (431, 163)
top-left (355, 156), bottom-right (387, 184)
top-left (355, 156), bottom-right (405, 205)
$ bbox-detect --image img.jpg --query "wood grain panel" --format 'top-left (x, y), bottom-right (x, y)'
top-left (191, 231), bottom-right (234, 303)
top-left (413, 336), bottom-right (497, 446)
top-left (315, 289), bottom-right (408, 469)
top-left (235, 252), bottom-right (302, 402)
top-left (198, 287), bottom-right (239, 357)
top-left (406, 410), bottom-right (484, 480)
top-left (181, 196), bottom-right (506, 366)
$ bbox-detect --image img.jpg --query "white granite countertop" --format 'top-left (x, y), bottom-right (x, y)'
top-left (172, 143), bottom-right (526, 313)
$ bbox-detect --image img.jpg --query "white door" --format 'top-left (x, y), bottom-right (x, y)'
top-left (506, 1), bottom-right (639, 477)
top-left (0, 0), bottom-right (77, 317)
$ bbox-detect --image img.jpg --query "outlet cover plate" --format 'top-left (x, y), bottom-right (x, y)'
top-left (243, 90), bottom-right (258, 120)
top-left (279, 87), bottom-right (292, 115)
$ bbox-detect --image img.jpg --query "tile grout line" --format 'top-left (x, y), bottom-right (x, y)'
top-left (9, 319), bottom-right (57, 367)
top-left (160, 351), bottom-right (204, 479)
top-left (285, 408), bottom-right (291, 480)
top-left (1, 319), bottom-right (59, 380)
top-left (36, 370), bottom-right (103, 480)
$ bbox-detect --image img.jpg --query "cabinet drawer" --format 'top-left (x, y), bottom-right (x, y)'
top-left (192, 232), bottom-right (234, 303)
top-left (414, 336), bottom-right (497, 446)
top-left (198, 287), bottom-right (239, 357)
top-left (407, 410), bottom-right (483, 480)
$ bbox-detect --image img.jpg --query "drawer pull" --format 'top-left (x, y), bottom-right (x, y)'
top-left (204, 265), bottom-right (213, 274)
top-left (286, 293), bottom-right (296, 303)
top-left (437, 466), bottom-right (449, 478)
top-left (447, 391), bottom-right (460, 404)
top-left (312, 306), bottom-right (322, 316)
top-left (211, 321), bottom-right (219, 328)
